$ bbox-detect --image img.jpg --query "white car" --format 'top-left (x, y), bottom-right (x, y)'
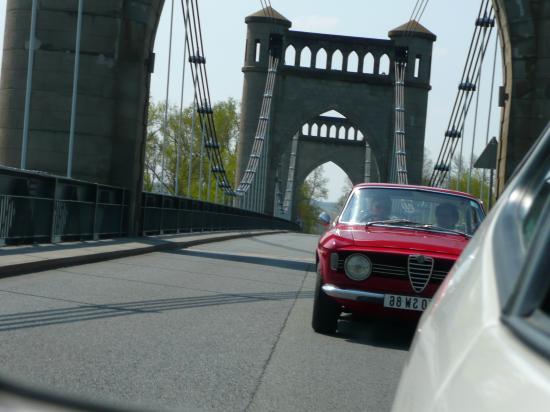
top-left (392, 122), bottom-right (550, 412)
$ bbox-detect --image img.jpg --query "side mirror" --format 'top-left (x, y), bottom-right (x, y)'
top-left (318, 212), bottom-right (331, 227)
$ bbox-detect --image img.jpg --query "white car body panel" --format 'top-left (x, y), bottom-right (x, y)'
top-left (392, 187), bottom-right (550, 411)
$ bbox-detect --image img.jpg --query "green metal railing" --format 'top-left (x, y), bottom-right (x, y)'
top-left (141, 192), bottom-right (298, 235)
top-left (0, 166), bottom-right (127, 245)
top-left (0, 166), bottom-right (298, 246)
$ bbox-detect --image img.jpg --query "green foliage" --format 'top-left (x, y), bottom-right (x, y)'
top-left (145, 98), bottom-right (240, 203)
top-left (336, 179), bottom-right (353, 211)
top-left (296, 167), bottom-right (329, 234)
top-left (424, 153), bottom-right (495, 209)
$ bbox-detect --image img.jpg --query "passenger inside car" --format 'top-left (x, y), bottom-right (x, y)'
top-left (435, 203), bottom-right (459, 230)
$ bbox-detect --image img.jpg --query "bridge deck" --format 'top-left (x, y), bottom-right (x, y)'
top-left (0, 233), bottom-right (412, 411)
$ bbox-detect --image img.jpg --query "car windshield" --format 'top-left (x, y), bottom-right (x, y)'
top-left (339, 187), bottom-right (485, 236)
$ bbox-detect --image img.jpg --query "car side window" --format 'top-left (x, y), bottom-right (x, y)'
top-left (502, 195), bottom-right (550, 359)
top-left (522, 178), bottom-right (550, 247)
top-left (339, 192), bottom-right (358, 223)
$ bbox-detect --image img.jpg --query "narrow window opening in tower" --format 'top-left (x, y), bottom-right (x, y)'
top-left (363, 53), bottom-right (374, 74)
top-left (285, 45), bottom-right (296, 66)
top-left (414, 56), bottom-right (421, 78)
top-left (300, 47), bottom-right (312, 68)
top-left (348, 127), bottom-right (356, 140)
top-left (331, 50), bottom-right (343, 71)
top-left (311, 124), bottom-right (319, 136)
top-left (316, 48), bottom-right (327, 69)
top-left (347, 51), bottom-right (359, 73)
top-left (255, 40), bottom-right (261, 63)
top-left (338, 126), bottom-right (347, 139)
top-left (379, 54), bottom-right (390, 75)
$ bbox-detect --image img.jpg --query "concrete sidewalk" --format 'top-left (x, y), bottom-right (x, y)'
top-left (0, 230), bottom-right (288, 278)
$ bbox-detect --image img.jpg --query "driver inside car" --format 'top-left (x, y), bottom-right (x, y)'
top-left (435, 202), bottom-right (459, 230)
top-left (364, 195), bottom-right (392, 222)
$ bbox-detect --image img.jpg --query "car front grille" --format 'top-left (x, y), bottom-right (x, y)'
top-left (337, 252), bottom-right (453, 283)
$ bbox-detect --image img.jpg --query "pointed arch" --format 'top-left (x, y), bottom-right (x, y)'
top-left (329, 125), bottom-right (337, 138)
top-left (310, 123), bottom-right (319, 136)
top-left (302, 123), bottom-right (309, 136)
top-left (284, 45), bottom-right (296, 66)
top-left (348, 127), bottom-right (356, 140)
top-left (331, 50), bottom-right (343, 71)
top-left (320, 124), bottom-right (328, 137)
top-left (347, 51), bottom-right (359, 73)
top-left (363, 53), bottom-right (374, 74)
top-left (379, 54), bottom-right (390, 75)
top-left (338, 126), bottom-right (347, 139)
top-left (300, 46), bottom-right (312, 68)
top-left (315, 48), bottom-right (327, 69)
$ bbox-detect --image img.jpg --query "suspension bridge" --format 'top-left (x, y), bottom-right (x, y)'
top-left (0, 0), bottom-right (548, 409)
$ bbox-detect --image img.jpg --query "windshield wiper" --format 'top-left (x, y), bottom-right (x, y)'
top-left (365, 219), bottom-right (419, 227)
top-left (412, 224), bottom-right (471, 238)
top-left (365, 220), bottom-right (472, 238)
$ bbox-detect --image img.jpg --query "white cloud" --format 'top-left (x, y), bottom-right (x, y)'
top-left (293, 15), bottom-right (341, 33)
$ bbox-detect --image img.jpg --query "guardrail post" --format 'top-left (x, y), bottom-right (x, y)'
top-left (159, 194), bottom-right (164, 235)
top-left (92, 184), bottom-right (99, 240)
top-left (50, 178), bottom-right (59, 243)
top-left (176, 198), bottom-right (181, 233)
top-left (119, 189), bottom-right (126, 237)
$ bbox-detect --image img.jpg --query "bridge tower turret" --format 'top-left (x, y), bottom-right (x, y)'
top-left (237, 7), bottom-right (291, 211)
top-left (388, 21), bottom-right (436, 184)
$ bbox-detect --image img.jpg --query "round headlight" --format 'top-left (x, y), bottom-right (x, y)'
top-left (344, 254), bottom-right (372, 281)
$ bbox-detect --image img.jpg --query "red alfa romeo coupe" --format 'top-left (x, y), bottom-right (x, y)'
top-left (313, 183), bottom-right (485, 334)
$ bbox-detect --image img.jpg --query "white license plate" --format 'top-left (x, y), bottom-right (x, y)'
top-left (383, 294), bottom-right (431, 311)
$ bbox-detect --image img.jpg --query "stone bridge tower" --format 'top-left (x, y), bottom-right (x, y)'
top-left (236, 7), bottom-right (436, 217)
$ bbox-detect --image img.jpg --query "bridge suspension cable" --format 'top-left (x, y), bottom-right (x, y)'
top-left (480, 34), bottom-right (499, 204)
top-left (390, 0), bottom-right (430, 184)
top-left (175, 0), bottom-right (190, 196)
top-left (160, 0), bottom-right (176, 194)
top-left (181, 0), bottom-right (280, 199)
top-left (235, 55), bottom-right (279, 196)
top-left (392, 57), bottom-right (408, 184)
top-left (279, 132), bottom-right (299, 215)
top-left (429, 0), bottom-right (495, 187)
top-left (182, 0), bottom-right (234, 195)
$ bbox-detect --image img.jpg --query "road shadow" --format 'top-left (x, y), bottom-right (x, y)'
top-left (335, 315), bottom-right (417, 351)
top-left (248, 236), bottom-right (317, 256)
top-left (169, 249), bottom-right (315, 272)
top-left (0, 290), bottom-right (315, 333)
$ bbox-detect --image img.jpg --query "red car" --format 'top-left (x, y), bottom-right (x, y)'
top-left (313, 183), bottom-right (485, 334)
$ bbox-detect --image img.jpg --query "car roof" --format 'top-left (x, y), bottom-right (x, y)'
top-left (352, 183), bottom-right (482, 202)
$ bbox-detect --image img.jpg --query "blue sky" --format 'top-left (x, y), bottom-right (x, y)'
top-left (0, 0), bottom-right (502, 201)
top-left (149, 0), bottom-right (502, 201)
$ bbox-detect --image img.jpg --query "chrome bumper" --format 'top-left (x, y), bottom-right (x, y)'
top-left (322, 284), bottom-right (385, 304)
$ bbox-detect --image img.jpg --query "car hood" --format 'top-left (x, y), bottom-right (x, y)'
top-left (348, 226), bottom-right (468, 257)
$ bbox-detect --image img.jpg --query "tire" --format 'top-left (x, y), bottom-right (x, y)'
top-left (312, 266), bottom-right (341, 334)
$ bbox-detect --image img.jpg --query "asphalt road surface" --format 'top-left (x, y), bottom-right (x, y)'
top-left (0, 233), bottom-right (415, 411)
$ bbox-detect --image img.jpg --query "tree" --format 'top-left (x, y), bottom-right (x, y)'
top-left (336, 179), bottom-right (353, 211)
top-left (145, 98), bottom-right (240, 202)
top-left (422, 148), bottom-right (434, 186)
top-left (296, 166), bottom-right (329, 234)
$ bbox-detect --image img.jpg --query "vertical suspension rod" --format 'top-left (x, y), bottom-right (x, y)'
top-left (67, 0), bottom-right (84, 178)
top-left (160, 0), bottom-right (176, 193)
top-left (20, 0), bottom-right (39, 170)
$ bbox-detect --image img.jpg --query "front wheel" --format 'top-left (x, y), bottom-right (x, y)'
top-left (312, 267), bottom-right (340, 334)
